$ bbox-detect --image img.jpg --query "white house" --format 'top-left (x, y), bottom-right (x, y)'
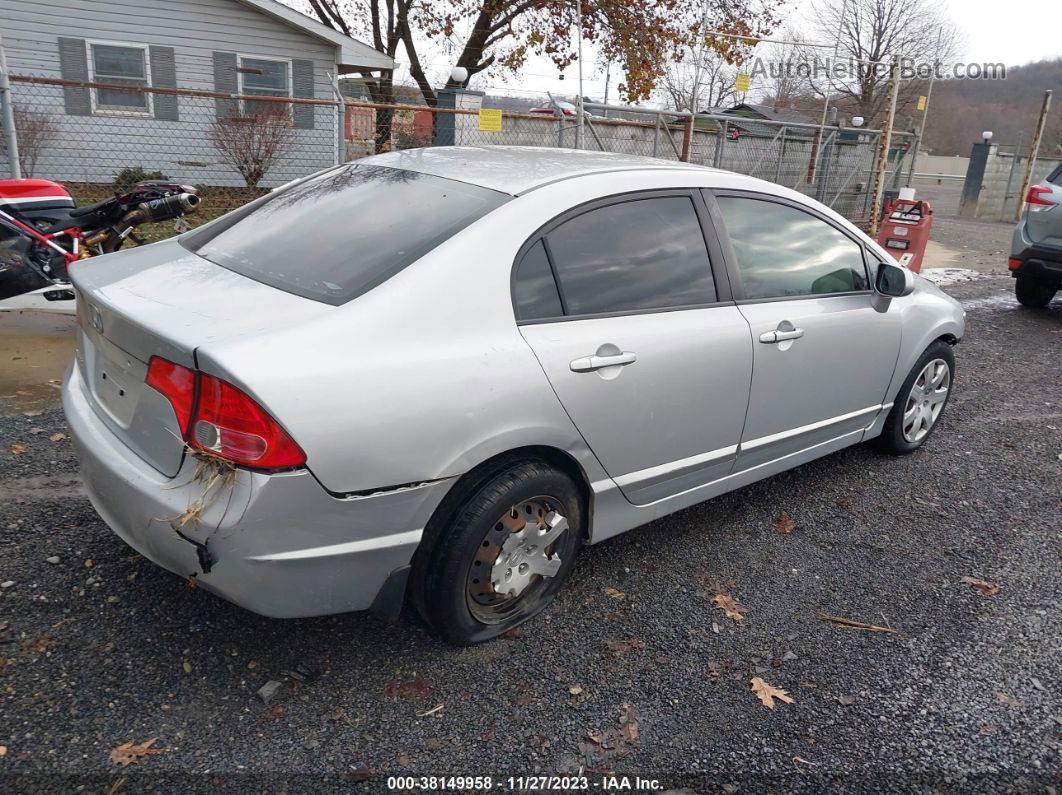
top-left (0, 0), bottom-right (393, 186)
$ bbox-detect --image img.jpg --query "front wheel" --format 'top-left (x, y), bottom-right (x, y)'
top-left (412, 460), bottom-right (583, 645)
top-left (876, 341), bottom-right (955, 455)
top-left (1014, 275), bottom-right (1057, 308)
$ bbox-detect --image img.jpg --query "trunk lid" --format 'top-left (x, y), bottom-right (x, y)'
top-left (69, 239), bottom-right (328, 477)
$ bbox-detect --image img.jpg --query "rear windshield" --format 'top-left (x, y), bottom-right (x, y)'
top-left (185, 164), bottom-right (510, 305)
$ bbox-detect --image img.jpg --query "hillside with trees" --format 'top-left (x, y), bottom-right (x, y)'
top-left (918, 57), bottom-right (1062, 156)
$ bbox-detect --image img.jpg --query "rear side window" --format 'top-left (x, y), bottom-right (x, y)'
top-left (513, 240), bottom-right (563, 320)
top-left (1047, 163), bottom-right (1062, 186)
top-left (543, 196), bottom-right (716, 316)
top-left (188, 165), bottom-right (509, 305)
top-left (715, 196), bottom-right (868, 299)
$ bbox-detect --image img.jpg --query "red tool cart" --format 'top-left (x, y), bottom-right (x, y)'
top-left (876, 198), bottom-right (933, 273)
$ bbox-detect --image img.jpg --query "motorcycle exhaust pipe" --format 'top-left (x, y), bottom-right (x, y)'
top-left (121, 192), bottom-right (201, 226)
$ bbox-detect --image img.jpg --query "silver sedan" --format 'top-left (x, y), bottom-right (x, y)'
top-left (62, 147), bottom-right (965, 644)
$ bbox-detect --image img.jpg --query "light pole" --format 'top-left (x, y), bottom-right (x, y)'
top-left (575, 0), bottom-right (584, 149)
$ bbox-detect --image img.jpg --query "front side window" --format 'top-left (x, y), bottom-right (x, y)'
top-left (715, 196), bottom-right (868, 299)
top-left (187, 164), bottom-right (509, 305)
top-left (240, 57), bottom-right (289, 116)
top-left (91, 43), bottom-right (149, 113)
top-left (543, 196), bottom-right (716, 316)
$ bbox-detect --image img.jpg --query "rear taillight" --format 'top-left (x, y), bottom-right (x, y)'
top-left (1008, 257), bottom-right (1023, 270)
top-left (146, 357), bottom-right (196, 435)
top-left (146, 357), bottom-right (305, 470)
top-left (1026, 185), bottom-right (1057, 207)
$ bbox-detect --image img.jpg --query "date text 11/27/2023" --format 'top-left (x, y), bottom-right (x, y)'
top-left (385, 775), bottom-right (666, 791)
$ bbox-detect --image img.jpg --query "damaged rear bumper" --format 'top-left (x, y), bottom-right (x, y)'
top-left (63, 364), bottom-right (454, 618)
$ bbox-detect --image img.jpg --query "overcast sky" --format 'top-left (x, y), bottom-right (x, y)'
top-left (288, 0), bottom-right (1060, 102)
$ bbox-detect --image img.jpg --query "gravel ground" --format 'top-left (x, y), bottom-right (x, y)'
top-left (0, 217), bottom-right (1059, 794)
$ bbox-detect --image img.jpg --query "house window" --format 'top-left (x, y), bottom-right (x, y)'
top-left (90, 42), bottom-right (151, 113)
top-left (239, 57), bottom-right (289, 116)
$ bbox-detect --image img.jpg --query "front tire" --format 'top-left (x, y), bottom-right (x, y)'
top-left (1015, 274), bottom-right (1057, 308)
top-left (412, 460), bottom-right (583, 645)
top-left (876, 341), bottom-right (955, 455)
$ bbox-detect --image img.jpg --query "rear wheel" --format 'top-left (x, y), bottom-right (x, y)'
top-left (876, 341), bottom-right (955, 455)
top-left (412, 460), bottom-right (582, 645)
top-left (1015, 274), bottom-right (1057, 308)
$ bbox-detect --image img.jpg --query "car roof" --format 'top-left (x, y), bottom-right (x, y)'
top-left (361, 146), bottom-right (718, 195)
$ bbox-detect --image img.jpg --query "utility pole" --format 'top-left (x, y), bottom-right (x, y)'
top-left (0, 33), bottom-right (22, 179)
top-left (574, 0), bottom-right (584, 149)
top-left (810, 0), bottom-right (849, 182)
top-left (868, 53), bottom-right (901, 238)
top-left (1014, 89), bottom-right (1053, 222)
top-left (906, 30), bottom-right (943, 188)
top-left (690, 0), bottom-right (711, 115)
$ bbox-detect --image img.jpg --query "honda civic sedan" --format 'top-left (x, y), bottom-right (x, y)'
top-left (62, 146), bottom-right (964, 644)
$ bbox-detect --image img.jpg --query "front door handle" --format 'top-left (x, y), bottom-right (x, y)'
top-left (759, 327), bottom-right (805, 344)
top-left (570, 351), bottom-right (638, 372)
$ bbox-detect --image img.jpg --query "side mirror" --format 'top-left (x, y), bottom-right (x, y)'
top-left (876, 261), bottom-right (915, 297)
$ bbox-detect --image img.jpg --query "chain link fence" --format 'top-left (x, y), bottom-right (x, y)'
top-left (2, 73), bottom-right (917, 238)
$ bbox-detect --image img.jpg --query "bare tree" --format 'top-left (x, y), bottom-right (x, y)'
top-left (0, 105), bottom-right (58, 177)
top-left (658, 47), bottom-right (739, 113)
top-left (209, 111), bottom-right (296, 188)
top-left (803, 0), bottom-right (961, 125)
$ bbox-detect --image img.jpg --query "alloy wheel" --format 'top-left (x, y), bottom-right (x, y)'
top-left (902, 358), bottom-right (951, 443)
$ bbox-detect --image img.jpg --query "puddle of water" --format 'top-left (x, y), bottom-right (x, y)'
top-left (921, 267), bottom-right (983, 286)
top-left (960, 293), bottom-right (1019, 311)
top-left (0, 311), bottom-right (77, 416)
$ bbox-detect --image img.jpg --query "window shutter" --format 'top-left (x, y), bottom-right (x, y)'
top-left (57, 37), bottom-right (91, 116)
top-left (149, 46), bottom-right (179, 121)
top-left (291, 59), bottom-right (315, 129)
top-left (212, 51), bottom-right (238, 118)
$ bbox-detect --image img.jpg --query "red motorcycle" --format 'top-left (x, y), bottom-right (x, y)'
top-left (0, 177), bottom-right (200, 301)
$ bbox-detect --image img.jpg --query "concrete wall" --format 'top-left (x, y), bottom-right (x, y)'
top-left (961, 144), bottom-right (1062, 222)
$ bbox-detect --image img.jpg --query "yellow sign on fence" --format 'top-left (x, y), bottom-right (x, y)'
top-left (916, 95), bottom-right (927, 111)
top-left (735, 73), bottom-right (751, 93)
top-left (478, 108), bottom-right (503, 132)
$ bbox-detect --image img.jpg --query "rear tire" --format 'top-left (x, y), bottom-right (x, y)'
top-left (876, 341), bottom-right (955, 455)
top-left (411, 460), bottom-right (583, 645)
top-left (1015, 275), bottom-right (1057, 308)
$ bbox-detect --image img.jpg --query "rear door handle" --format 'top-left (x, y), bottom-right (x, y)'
top-left (570, 351), bottom-right (637, 372)
top-left (759, 328), bottom-right (805, 344)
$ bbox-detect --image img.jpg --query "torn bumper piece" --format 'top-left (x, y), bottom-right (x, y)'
top-left (63, 364), bottom-right (455, 618)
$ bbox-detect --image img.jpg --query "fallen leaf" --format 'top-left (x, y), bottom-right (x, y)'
top-left (10, 444), bottom-right (27, 455)
top-left (995, 692), bottom-right (1022, 707)
top-left (568, 684), bottom-right (584, 696)
top-left (603, 586), bottom-right (625, 600)
top-left (49, 433), bottom-right (66, 442)
top-left (837, 694), bottom-right (855, 706)
top-left (0, 746), bottom-right (6, 758)
top-left (385, 674), bottom-right (432, 701)
top-left (711, 592), bottom-right (746, 622)
top-left (605, 636), bottom-right (646, 656)
top-left (22, 410), bottom-right (42, 417)
top-left (501, 627), bottom-right (527, 640)
top-left (109, 738), bottom-right (165, 766)
top-left (750, 677), bottom-right (794, 709)
top-left (774, 512), bottom-right (796, 534)
top-left (182, 660), bottom-right (192, 674)
top-left (618, 703), bottom-right (639, 742)
top-left (529, 734), bottom-right (550, 749)
top-left (264, 704), bottom-right (286, 720)
top-left (347, 766), bottom-right (373, 782)
top-left (960, 576), bottom-right (999, 597)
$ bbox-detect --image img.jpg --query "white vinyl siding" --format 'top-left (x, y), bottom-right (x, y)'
top-left (0, 0), bottom-right (343, 186)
